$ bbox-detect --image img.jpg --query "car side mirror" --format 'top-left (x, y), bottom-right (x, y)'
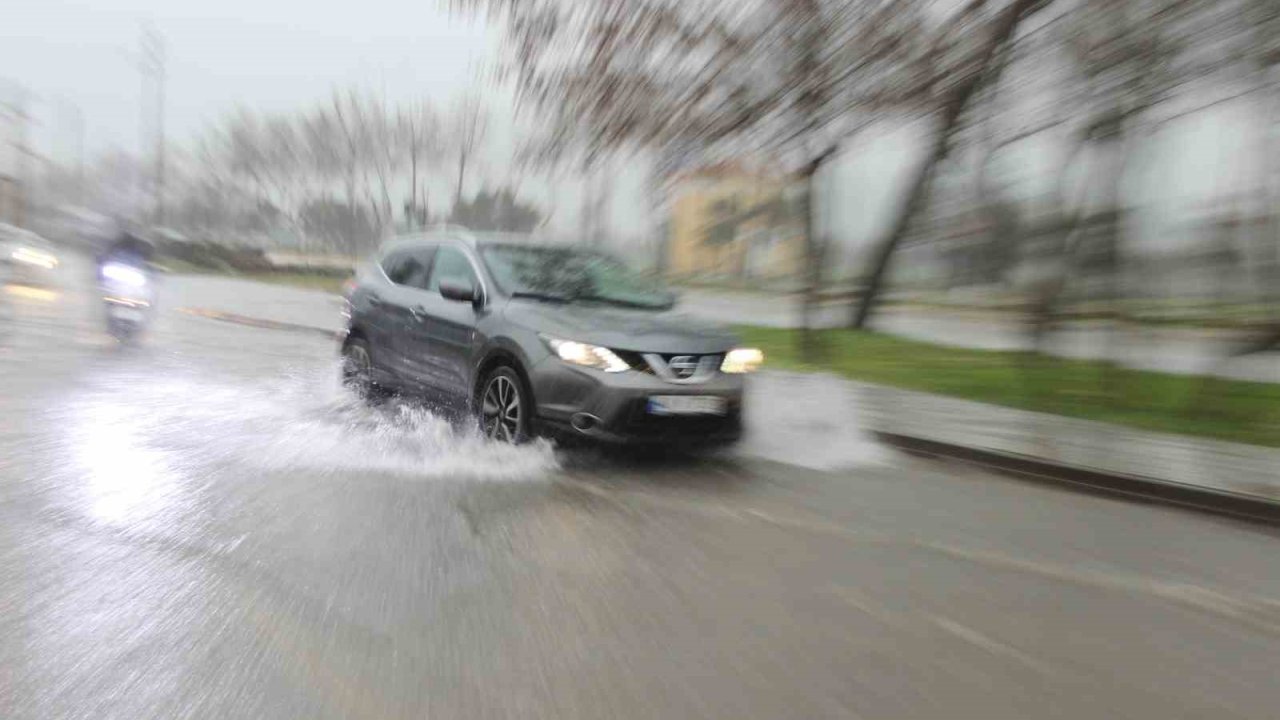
top-left (439, 278), bottom-right (479, 305)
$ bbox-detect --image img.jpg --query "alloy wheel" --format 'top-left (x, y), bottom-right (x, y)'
top-left (482, 374), bottom-right (522, 442)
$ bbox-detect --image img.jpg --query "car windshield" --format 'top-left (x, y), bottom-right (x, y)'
top-left (481, 245), bottom-right (674, 310)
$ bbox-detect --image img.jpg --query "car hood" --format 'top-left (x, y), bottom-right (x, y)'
top-left (503, 299), bottom-right (740, 354)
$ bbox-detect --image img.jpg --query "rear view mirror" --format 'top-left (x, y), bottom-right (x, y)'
top-left (439, 278), bottom-right (479, 305)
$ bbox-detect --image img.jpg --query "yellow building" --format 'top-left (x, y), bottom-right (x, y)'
top-left (666, 164), bottom-right (805, 281)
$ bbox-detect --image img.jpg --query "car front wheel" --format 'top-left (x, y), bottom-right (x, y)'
top-left (479, 366), bottom-right (530, 443)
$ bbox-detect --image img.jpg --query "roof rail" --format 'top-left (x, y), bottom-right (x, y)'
top-left (432, 224), bottom-right (478, 245)
top-left (382, 224), bottom-right (475, 245)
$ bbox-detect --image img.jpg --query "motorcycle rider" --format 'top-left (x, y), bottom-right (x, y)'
top-left (96, 230), bottom-right (155, 282)
top-left (96, 229), bottom-right (158, 341)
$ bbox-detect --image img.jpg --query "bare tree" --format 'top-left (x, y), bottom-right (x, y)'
top-left (454, 0), bottom-right (1045, 355)
top-left (446, 94), bottom-right (489, 208)
top-left (450, 0), bottom-right (942, 353)
top-left (323, 91), bottom-right (367, 236)
top-left (364, 92), bottom-right (407, 230)
top-left (399, 102), bottom-right (440, 228)
top-left (170, 85), bottom-right (507, 251)
top-left (1203, 0), bottom-right (1280, 360)
top-left (185, 92), bottom-right (397, 251)
top-left (848, 0), bottom-right (1047, 328)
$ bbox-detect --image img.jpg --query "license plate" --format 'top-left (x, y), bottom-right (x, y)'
top-left (111, 307), bottom-right (143, 322)
top-left (647, 395), bottom-right (727, 416)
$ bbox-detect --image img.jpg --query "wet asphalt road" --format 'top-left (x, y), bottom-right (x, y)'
top-left (2, 261), bottom-right (1280, 719)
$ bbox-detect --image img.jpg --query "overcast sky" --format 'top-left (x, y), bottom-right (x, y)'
top-left (4, 0), bottom-right (494, 162)
top-left (1, 0), bottom-right (669, 247)
top-left (5, 0), bottom-right (1251, 260)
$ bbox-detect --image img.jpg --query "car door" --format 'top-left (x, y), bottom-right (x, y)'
top-left (357, 249), bottom-right (412, 376)
top-left (408, 244), bottom-right (484, 399)
top-left (370, 247), bottom-right (434, 383)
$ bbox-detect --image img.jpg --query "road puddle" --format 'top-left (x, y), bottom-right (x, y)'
top-left (56, 361), bottom-right (558, 486)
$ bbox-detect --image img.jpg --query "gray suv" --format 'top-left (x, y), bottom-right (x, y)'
top-left (340, 231), bottom-right (762, 445)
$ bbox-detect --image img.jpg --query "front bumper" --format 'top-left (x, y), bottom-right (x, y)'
top-left (529, 357), bottom-right (745, 445)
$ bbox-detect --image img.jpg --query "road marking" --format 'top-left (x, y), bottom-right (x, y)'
top-left (921, 544), bottom-right (1280, 635)
top-left (829, 588), bottom-right (1072, 679)
top-left (176, 307), bottom-right (340, 339)
top-left (928, 615), bottom-right (1059, 675)
top-left (562, 477), bottom-right (1280, 635)
top-left (743, 507), bottom-right (1280, 635)
top-left (4, 284), bottom-right (59, 302)
top-left (828, 586), bottom-right (913, 630)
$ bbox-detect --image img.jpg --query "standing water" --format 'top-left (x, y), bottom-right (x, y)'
top-left (54, 361), bottom-right (559, 486)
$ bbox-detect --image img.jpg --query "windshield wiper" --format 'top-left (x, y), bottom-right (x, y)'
top-left (510, 290), bottom-right (571, 303)
top-left (573, 294), bottom-right (671, 310)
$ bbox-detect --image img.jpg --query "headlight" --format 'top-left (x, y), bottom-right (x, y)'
top-left (720, 347), bottom-right (763, 374)
top-left (102, 263), bottom-right (148, 287)
top-left (12, 248), bottom-right (58, 269)
top-left (542, 335), bottom-right (630, 373)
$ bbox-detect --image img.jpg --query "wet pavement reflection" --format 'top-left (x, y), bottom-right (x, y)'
top-left (3, 256), bottom-right (1280, 719)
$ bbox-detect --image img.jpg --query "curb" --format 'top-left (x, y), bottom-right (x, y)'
top-left (873, 430), bottom-right (1280, 525)
top-left (177, 307), bottom-right (342, 341)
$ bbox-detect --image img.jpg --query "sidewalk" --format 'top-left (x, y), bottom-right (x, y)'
top-left (855, 379), bottom-right (1280, 521)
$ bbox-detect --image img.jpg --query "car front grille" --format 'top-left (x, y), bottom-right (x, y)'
top-left (613, 352), bottom-right (723, 383)
top-left (613, 350), bottom-right (655, 374)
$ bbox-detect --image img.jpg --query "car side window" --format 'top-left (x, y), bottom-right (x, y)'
top-left (426, 247), bottom-right (478, 293)
top-left (381, 248), bottom-right (433, 287)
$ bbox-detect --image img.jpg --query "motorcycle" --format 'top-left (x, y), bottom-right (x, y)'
top-left (100, 261), bottom-right (154, 341)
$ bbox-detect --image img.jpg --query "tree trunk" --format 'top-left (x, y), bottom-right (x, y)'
top-left (409, 151), bottom-right (418, 229)
top-left (374, 165), bottom-right (394, 229)
top-left (850, 0), bottom-right (1039, 329)
top-left (584, 174), bottom-right (596, 244)
top-left (797, 148), bottom-right (836, 360)
top-left (456, 151), bottom-right (468, 208)
top-left (595, 169), bottom-right (614, 247)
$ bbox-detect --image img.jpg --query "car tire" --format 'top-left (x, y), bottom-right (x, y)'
top-left (478, 365), bottom-right (531, 444)
top-left (341, 337), bottom-right (380, 400)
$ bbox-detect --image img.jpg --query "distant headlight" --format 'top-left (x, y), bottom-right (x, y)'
top-left (542, 335), bottom-right (630, 373)
top-left (12, 247), bottom-right (58, 269)
top-left (720, 347), bottom-right (763, 374)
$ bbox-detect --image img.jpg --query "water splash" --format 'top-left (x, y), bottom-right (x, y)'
top-left (61, 361), bottom-right (559, 483)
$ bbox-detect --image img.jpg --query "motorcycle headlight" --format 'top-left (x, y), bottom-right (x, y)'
top-left (720, 347), bottom-right (764, 374)
top-left (102, 263), bottom-right (147, 288)
top-left (542, 335), bottom-right (630, 373)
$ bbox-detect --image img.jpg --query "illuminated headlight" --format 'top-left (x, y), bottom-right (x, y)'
top-left (720, 347), bottom-right (764, 374)
top-left (12, 248), bottom-right (58, 269)
top-left (542, 335), bottom-right (630, 373)
top-left (102, 263), bottom-right (148, 288)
